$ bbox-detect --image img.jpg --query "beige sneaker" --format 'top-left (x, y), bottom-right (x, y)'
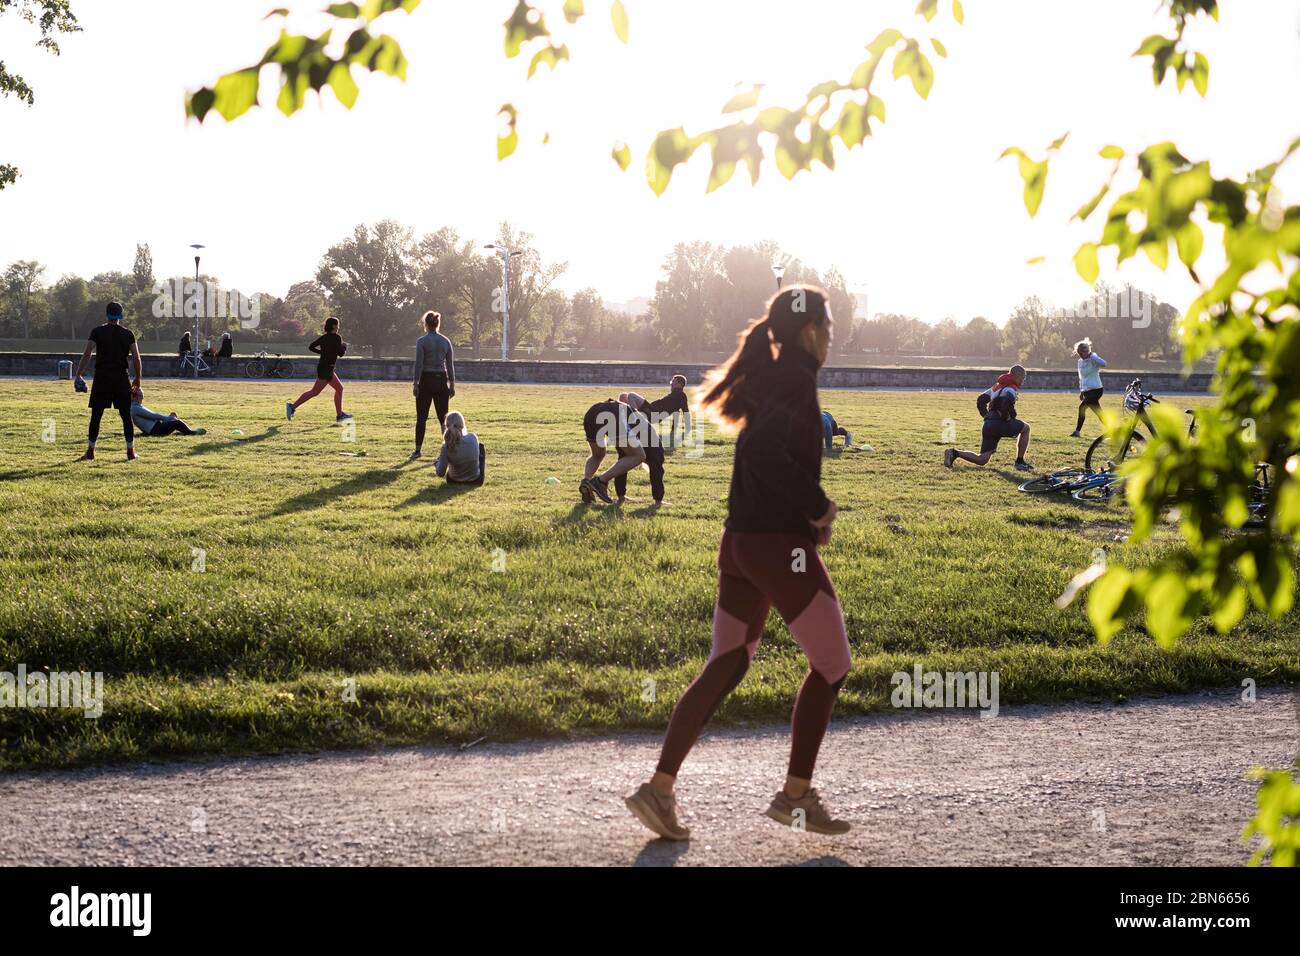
top-left (765, 788), bottom-right (851, 835)
top-left (625, 783), bottom-right (690, 841)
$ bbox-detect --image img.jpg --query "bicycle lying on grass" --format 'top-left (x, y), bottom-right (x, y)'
top-left (244, 351), bottom-right (295, 378)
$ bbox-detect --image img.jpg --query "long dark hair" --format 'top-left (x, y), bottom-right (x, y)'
top-left (700, 284), bottom-right (829, 430)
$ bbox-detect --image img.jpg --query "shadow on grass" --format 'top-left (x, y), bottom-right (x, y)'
top-left (0, 462), bottom-right (70, 482)
top-left (269, 466), bottom-right (404, 516)
top-left (187, 425), bottom-right (282, 457)
top-left (395, 480), bottom-right (479, 509)
top-left (553, 500), bottom-right (663, 526)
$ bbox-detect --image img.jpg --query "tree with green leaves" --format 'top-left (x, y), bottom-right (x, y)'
top-left (2, 259), bottom-right (46, 337)
top-left (0, 0), bottom-right (79, 190)
top-left (132, 243), bottom-right (154, 295)
top-left (316, 220), bottom-right (419, 355)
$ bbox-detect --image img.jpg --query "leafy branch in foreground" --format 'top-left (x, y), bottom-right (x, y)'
top-left (0, 0), bottom-right (80, 190)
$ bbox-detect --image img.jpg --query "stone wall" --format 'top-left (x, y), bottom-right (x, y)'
top-left (0, 352), bottom-right (1216, 392)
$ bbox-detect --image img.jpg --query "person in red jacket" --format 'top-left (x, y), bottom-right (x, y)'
top-left (624, 286), bottom-right (851, 841)
top-left (943, 365), bottom-right (1033, 471)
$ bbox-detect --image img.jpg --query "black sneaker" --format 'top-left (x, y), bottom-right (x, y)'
top-left (943, 448), bottom-right (956, 469)
top-left (579, 479), bottom-right (594, 503)
top-left (586, 476), bottom-right (613, 504)
top-left (1014, 460), bottom-right (1033, 471)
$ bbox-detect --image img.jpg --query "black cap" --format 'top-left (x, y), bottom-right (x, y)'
top-left (106, 301), bottom-right (124, 320)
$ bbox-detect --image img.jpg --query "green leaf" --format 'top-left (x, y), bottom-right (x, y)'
top-left (327, 63), bottom-right (359, 108)
top-left (1087, 567), bottom-right (1134, 644)
top-left (952, 0), bottom-right (964, 24)
top-left (504, 1), bottom-right (548, 58)
top-left (212, 68), bottom-right (261, 121)
top-left (1175, 220), bottom-right (1203, 268)
top-left (563, 0), bottom-right (584, 24)
top-left (1100, 144), bottom-right (1124, 160)
top-left (611, 141), bottom-right (630, 171)
top-left (1074, 242), bottom-right (1100, 283)
top-left (1210, 582), bottom-right (1247, 634)
top-left (1143, 238), bottom-right (1170, 270)
top-left (326, 3), bottom-right (361, 18)
top-left (1074, 182), bottom-right (1110, 221)
top-left (1192, 52), bottom-right (1209, 96)
top-left (527, 43), bottom-right (569, 78)
top-left (1145, 569), bottom-right (1193, 648)
top-left (931, 37), bottom-right (947, 57)
top-left (610, 0), bottom-right (629, 43)
top-left (865, 95), bottom-right (886, 122)
top-left (497, 103), bottom-right (518, 161)
top-left (866, 29), bottom-right (903, 57)
top-left (722, 85), bottom-right (763, 113)
top-left (892, 44), bottom-right (933, 99)
top-left (915, 0), bottom-right (938, 22)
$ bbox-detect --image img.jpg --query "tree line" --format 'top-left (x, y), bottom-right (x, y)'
top-left (1, 225), bottom-right (1181, 366)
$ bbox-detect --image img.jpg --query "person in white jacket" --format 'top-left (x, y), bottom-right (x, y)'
top-left (129, 388), bottom-right (206, 438)
top-left (434, 410), bottom-right (484, 485)
top-left (1070, 339), bottom-right (1107, 437)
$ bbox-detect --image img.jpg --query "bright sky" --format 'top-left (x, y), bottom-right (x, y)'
top-left (2, 0), bottom-right (1298, 324)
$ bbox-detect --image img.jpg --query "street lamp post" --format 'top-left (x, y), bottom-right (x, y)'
top-left (190, 244), bottom-right (205, 378)
top-left (771, 261), bottom-right (786, 290)
top-left (484, 243), bottom-right (523, 361)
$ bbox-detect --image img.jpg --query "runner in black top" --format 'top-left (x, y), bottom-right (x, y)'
top-left (287, 317), bottom-right (352, 423)
top-left (625, 285), bottom-right (852, 841)
top-left (74, 301), bottom-right (143, 461)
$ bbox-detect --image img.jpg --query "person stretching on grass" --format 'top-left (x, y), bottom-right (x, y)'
top-left (579, 397), bottom-right (646, 504)
top-left (287, 317), bottom-right (352, 423)
top-left (943, 365), bottom-right (1033, 471)
top-left (130, 388), bottom-right (207, 438)
top-left (614, 392), bottom-right (666, 505)
top-left (634, 374), bottom-right (692, 447)
top-left (74, 301), bottom-right (143, 461)
top-left (1069, 338), bottom-right (1107, 437)
top-left (434, 410), bottom-right (484, 486)
top-left (822, 410), bottom-right (852, 450)
top-left (411, 310), bottom-right (455, 460)
top-left (625, 285), bottom-right (851, 841)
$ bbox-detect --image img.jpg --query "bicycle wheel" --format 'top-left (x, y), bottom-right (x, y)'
top-left (1073, 476), bottom-right (1126, 503)
top-left (245, 360), bottom-right (264, 378)
top-left (273, 360), bottom-right (294, 379)
top-left (1019, 469), bottom-right (1089, 493)
top-left (1086, 429), bottom-right (1146, 473)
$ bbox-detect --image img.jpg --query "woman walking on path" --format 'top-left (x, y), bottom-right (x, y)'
top-left (411, 310), bottom-right (456, 460)
top-left (287, 317), bottom-right (352, 423)
top-left (1070, 338), bottom-right (1107, 437)
top-left (625, 285), bottom-right (851, 841)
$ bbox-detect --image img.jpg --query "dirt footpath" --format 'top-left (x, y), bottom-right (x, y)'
top-left (2, 688), bottom-right (1295, 866)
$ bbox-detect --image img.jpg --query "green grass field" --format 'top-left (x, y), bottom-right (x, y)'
top-left (0, 378), bottom-right (1295, 770)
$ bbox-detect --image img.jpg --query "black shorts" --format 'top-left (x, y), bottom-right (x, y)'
top-left (583, 400), bottom-right (642, 453)
top-left (89, 375), bottom-right (132, 411)
top-left (316, 362), bottom-right (337, 381)
top-left (1079, 387), bottom-right (1104, 404)
top-left (980, 417), bottom-right (1026, 454)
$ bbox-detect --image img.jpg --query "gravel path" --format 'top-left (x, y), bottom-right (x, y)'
top-left (3, 688), bottom-right (1295, 866)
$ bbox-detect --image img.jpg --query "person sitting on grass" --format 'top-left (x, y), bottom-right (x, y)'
top-left (822, 410), bottom-right (852, 450)
top-left (130, 388), bottom-right (207, 438)
top-left (434, 410), bottom-right (484, 486)
top-left (943, 364), bottom-right (1034, 472)
top-left (580, 397), bottom-right (645, 504)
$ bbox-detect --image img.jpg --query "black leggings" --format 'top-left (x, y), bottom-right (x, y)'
top-left (415, 373), bottom-right (451, 449)
top-left (1076, 388), bottom-right (1104, 432)
top-left (150, 419), bottom-right (198, 437)
top-left (89, 406), bottom-right (133, 446)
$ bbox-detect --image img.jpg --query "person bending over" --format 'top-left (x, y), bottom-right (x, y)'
top-left (613, 393), bottom-right (666, 505)
top-left (943, 365), bottom-right (1033, 471)
top-left (435, 410), bottom-right (484, 486)
top-left (579, 397), bottom-right (645, 504)
top-left (1070, 338), bottom-right (1107, 437)
top-left (822, 410), bottom-right (852, 449)
top-left (130, 388), bottom-right (206, 438)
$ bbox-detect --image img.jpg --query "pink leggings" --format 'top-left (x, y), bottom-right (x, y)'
top-left (657, 529), bottom-right (851, 780)
top-left (293, 373), bottom-right (344, 414)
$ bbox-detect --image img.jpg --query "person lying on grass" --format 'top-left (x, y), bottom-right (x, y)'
top-left (822, 410), bottom-right (852, 450)
top-left (434, 410), bottom-right (484, 486)
top-left (129, 388), bottom-right (207, 438)
top-left (579, 397), bottom-right (645, 504)
top-left (943, 364), bottom-right (1034, 472)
